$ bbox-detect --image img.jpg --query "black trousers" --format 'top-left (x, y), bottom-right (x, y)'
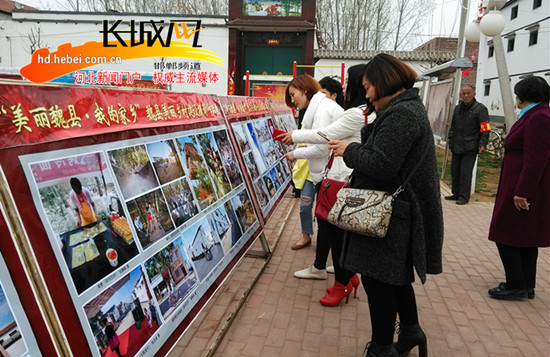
top-left (450, 152), bottom-right (477, 201)
top-left (314, 218), bottom-right (354, 284)
top-left (361, 276), bottom-right (419, 345)
top-left (496, 243), bottom-right (538, 290)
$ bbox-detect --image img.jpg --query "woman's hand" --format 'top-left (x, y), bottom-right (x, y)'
top-left (328, 140), bottom-right (349, 157)
top-left (283, 151), bottom-right (295, 162)
top-left (277, 131), bottom-right (294, 145)
top-left (513, 196), bottom-right (530, 212)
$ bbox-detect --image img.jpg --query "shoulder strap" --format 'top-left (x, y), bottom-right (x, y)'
top-left (392, 145), bottom-right (430, 197)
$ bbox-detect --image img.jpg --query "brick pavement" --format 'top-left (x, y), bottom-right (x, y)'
top-left (167, 185), bottom-right (550, 357)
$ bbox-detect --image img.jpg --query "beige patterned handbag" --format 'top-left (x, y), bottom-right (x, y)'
top-left (327, 148), bottom-right (427, 238)
top-left (327, 186), bottom-right (403, 238)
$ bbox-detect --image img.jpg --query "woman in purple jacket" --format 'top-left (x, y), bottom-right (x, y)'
top-left (488, 76), bottom-right (550, 300)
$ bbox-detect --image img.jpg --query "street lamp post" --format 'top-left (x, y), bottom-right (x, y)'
top-left (465, 10), bottom-right (516, 133)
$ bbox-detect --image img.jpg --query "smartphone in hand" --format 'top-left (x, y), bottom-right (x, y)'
top-left (317, 131), bottom-right (330, 141)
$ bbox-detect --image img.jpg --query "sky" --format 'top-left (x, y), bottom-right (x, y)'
top-left (19, 0), bottom-right (480, 41)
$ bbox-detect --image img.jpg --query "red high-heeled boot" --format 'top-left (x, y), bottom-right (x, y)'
top-left (320, 281), bottom-right (353, 306)
top-left (327, 274), bottom-right (360, 298)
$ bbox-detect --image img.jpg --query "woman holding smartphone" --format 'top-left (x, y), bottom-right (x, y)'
top-left (279, 64), bottom-right (374, 306)
top-left (283, 74), bottom-right (344, 250)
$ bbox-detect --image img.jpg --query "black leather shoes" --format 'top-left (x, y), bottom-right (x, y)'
top-left (456, 198), bottom-right (469, 205)
top-left (494, 282), bottom-right (534, 299)
top-left (444, 195), bottom-right (458, 200)
top-left (488, 283), bottom-right (527, 300)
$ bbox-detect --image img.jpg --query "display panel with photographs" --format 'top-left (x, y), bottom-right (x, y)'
top-left (20, 123), bottom-right (265, 357)
top-left (29, 152), bottom-right (140, 295)
top-left (83, 266), bottom-right (161, 357)
top-left (0, 253), bottom-right (42, 357)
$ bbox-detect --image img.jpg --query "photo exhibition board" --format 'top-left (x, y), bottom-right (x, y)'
top-left (217, 96), bottom-right (294, 219)
top-left (0, 252), bottom-right (42, 357)
top-left (0, 83), bottom-right (288, 357)
top-left (20, 128), bottom-right (259, 357)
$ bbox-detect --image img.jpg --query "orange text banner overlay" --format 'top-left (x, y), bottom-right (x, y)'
top-left (0, 84), bottom-right (223, 149)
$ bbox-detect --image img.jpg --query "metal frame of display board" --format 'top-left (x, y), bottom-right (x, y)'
top-left (0, 82), bottom-right (295, 356)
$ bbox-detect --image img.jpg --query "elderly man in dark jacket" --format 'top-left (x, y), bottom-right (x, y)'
top-left (446, 85), bottom-right (490, 204)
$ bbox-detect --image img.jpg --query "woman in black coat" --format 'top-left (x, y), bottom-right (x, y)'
top-left (329, 54), bottom-right (444, 357)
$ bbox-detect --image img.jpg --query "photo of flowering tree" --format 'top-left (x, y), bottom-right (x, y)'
top-left (196, 132), bottom-right (231, 197)
top-left (175, 136), bottom-right (217, 210)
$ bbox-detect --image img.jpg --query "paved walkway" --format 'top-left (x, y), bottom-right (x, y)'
top-left (167, 184), bottom-right (550, 357)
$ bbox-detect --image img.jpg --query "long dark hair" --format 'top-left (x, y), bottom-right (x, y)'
top-left (344, 64), bottom-right (367, 110)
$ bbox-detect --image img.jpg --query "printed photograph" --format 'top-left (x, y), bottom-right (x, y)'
top-left (176, 136), bottom-right (218, 210)
top-left (260, 140), bottom-right (279, 167)
top-left (263, 174), bottom-right (276, 197)
top-left (126, 189), bottom-right (175, 250)
top-left (243, 151), bottom-right (260, 180)
top-left (269, 167), bottom-right (281, 191)
top-left (146, 140), bottom-right (185, 185)
top-left (253, 179), bottom-right (270, 208)
top-left (279, 159), bottom-right (291, 179)
top-left (246, 122), bottom-right (267, 173)
top-left (212, 130), bottom-right (243, 188)
top-left (196, 132), bottom-right (232, 197)
top-left (84, 266), bottom-right (161, 357)
top-left (253, 119), bottom-right (271, 143)
top-left (273, 113), bottom-right (297, 132)
top-left (144, 236), bottom-right (198, 319)
top-left (180, 216), bottom-right (225, 281)
top-left (223, 200), bottom-right (243, 248)
top-left (161, 178), bottom-right (199, 228)
top-left (230, 190), bottom-right (257, 233)
top-left (29, 153), bottom-right (139, 295)
top-left (0, 283), bottom-right (28, 357)
top-left (274, 162), bottom-right (287, 184)
top-left (210, 205), bottom-right (232, 253)
top-left (108, 145), bottom-right (159, 200)
top-left (232, 124), bottom-right (251, 153)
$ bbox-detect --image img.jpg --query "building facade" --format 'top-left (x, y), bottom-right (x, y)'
top-left (475, 0), bottom-right (550, 124)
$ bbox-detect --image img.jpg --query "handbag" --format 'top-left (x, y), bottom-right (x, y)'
top-left (314, 154), bottom-right (346, 221)
top-left (327, 148), bottom-right (428, 238)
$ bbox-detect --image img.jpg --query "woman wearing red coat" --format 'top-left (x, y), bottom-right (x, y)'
top-left (488, 76), bottom-right (550, 300)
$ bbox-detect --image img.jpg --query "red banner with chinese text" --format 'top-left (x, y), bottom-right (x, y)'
top-left (216, 96), bottom-right (270, 120)
top-left (0, 83), bottom-right (223, 149)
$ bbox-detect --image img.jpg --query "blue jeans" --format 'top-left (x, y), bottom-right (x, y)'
top-left (299, 179), bottom-right (315, 235)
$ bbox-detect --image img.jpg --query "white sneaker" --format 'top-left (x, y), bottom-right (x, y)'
top-left (294, 265), bottom-right (328, 279)
top-left (326, 265), bottom-right (335, 274)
